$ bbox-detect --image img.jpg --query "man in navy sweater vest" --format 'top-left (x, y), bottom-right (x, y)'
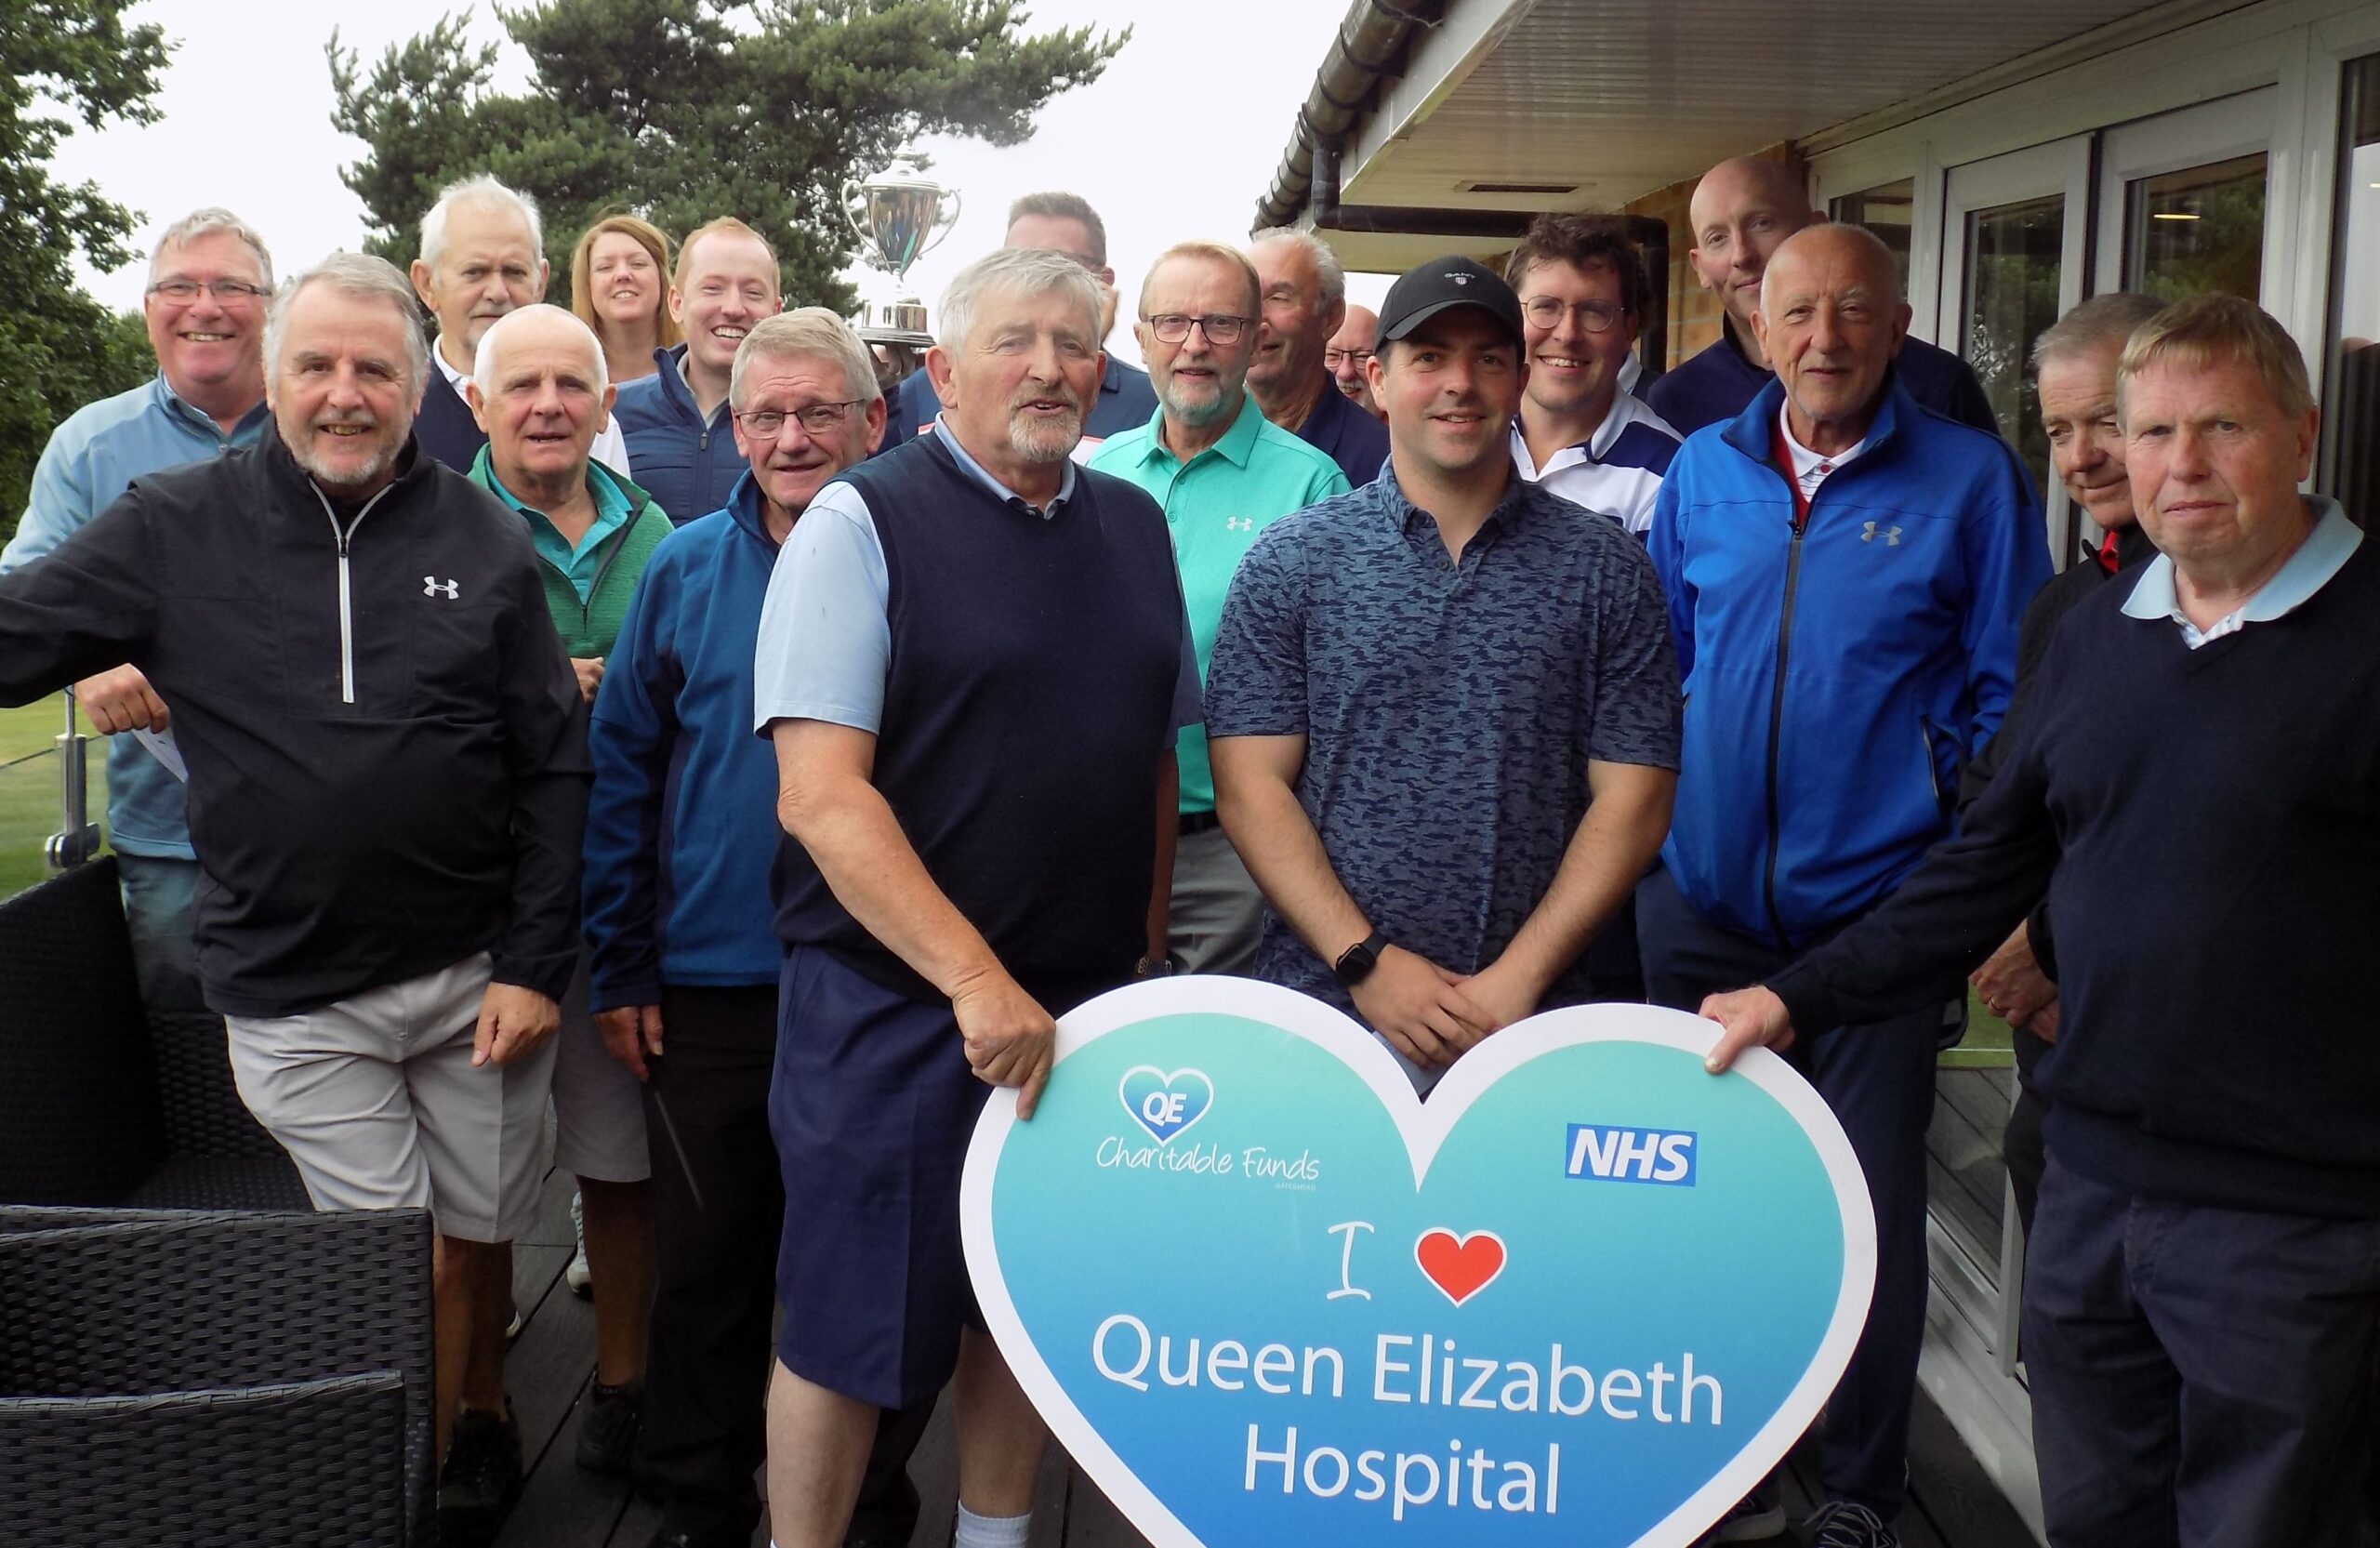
top-left (1703, 295), bottom-right (2380, 1548)
top-left (1646, 156), bottom-right (1998, 440)
top-left (752, 248), bottom-right (1198, 1548)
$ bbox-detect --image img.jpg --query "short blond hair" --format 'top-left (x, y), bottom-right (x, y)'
top-left (2118, 293), bottom-right (2315, 421)
top-left (674, 217), bottom-right (779, 294)
top-left (1137, 241), bottom-right (1261, 318)
top-left (730, 309), bottom-right (880, 411)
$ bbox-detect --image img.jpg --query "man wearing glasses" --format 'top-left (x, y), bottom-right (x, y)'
top-left (1325, 303), bottom-right (1383, 420)
top-left (3, 207), bottom-right (276, 1052)
top-left (1506, 214), bottom-right (1683, 537)
top-left (1091, 243), bottom-right (1349, 974)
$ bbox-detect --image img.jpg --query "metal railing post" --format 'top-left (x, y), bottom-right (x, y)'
top-left (45, 687), bottom-right (100, 871)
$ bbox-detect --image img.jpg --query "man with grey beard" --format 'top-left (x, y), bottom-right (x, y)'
top-left (751, 245), bottom-right (1198, 1548)
top-left (1091, 241), bottom-right (1348, 972)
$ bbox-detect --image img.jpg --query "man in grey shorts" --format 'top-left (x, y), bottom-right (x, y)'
top-left (0, 252), bottom-right (589, 1548)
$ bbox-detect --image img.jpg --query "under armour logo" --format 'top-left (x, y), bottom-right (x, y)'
top-left (424, 576), bottom-right (459, 599)
top-left (1446, 272), bottom-right (1471, 285)
top-left (1225, 516), bottom-right (1255, 532)
top-left (1860, 523), bottom-right (1902, 547)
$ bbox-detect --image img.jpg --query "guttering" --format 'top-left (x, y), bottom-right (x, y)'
top-left (1251, 0), bottom-right (1451, 233)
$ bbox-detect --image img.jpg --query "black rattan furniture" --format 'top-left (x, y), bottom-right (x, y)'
top-left (0, 857), bottom-right (308, 1209)
top-left (0, 1206), bottom-right (435, 1545)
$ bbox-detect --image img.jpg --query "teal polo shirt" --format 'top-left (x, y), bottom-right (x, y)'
top-left (1091, 393), bottom-right (1350, 812)
top-left (485, 457), bottom-right (637, 602)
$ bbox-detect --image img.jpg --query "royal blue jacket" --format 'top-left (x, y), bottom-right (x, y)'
top-left (611, 346), bottom-right (742, 525)
top-left (1646, 322), bottom-right (1999, 439)
top-left (581, 472), bottom-right (785, 1010)
top-left (1646, 377), bottom-right (2047, 946)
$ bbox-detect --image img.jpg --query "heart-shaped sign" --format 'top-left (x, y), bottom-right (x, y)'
top-left (962, 979), bottom-right (1874, 1548)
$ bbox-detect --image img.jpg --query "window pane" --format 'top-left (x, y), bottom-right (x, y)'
top-left (2326, 56), bottom-right (2380, 525)
top-left (1833, 178), bottom-right (1914, 298)
top-left (2124, 153), bottom-right (2267, 302)
top-left (1964, 194), bottom-right (2064, 501)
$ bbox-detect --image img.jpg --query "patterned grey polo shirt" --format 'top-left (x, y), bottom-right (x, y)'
top-left (1204, 470), bottom-right (1681, 1019)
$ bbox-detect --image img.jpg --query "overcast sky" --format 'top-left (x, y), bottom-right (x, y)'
top-left (54, 0), bottom-right (1397, 363)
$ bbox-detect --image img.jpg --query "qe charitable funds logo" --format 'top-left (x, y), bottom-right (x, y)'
top-left (1078, 1067), bottom-right (1726, 1530)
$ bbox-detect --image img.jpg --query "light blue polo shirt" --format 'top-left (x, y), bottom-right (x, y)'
top-left (2, 374), bottom-right (271, 859)
top-left (2122, 496), bottom-right (2360, 648)
top-left (1090, 394), bottom-right (1349, 812)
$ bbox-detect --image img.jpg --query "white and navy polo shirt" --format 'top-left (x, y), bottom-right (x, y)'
top-left (1509, 390), bottom-right (1682, 536)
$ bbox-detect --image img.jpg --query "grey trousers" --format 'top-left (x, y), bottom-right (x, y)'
top-left (1169, 823), bottom-right (1264, 974)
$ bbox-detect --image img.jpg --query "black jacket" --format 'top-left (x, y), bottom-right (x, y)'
top-left (0, 432), bottom-right (588, 1016)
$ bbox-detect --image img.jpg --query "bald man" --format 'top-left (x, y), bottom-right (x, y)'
top-left (1325, 303), bottom-right (1383, 419)
top-left (1640, 225), bottom-right (2046, 1547)
top-left (1645, 155), bottom-right (1998, 439)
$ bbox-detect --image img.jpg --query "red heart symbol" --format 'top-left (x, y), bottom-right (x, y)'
top-left (1413, 1227), bottom-right (1506, 1306)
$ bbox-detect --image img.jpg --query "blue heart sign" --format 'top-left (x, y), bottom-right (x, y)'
top-left (961, 980), bottom-right (1875, 1548)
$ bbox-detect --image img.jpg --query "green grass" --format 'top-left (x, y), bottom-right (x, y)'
top-left (0, 694), bottom-right (111, 899)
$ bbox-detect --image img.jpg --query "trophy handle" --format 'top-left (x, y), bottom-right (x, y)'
top-left (918, 189), bottom-right (963, 258)
top-left (842, 180), bottom-right (872, 246)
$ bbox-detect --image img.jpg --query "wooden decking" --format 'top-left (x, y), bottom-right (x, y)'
top-left (492, 1161), bottom-right (2043, 1548)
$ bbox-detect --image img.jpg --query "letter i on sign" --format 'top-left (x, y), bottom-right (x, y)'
top-left (1327, 1221), bottom-right (1373, 1301)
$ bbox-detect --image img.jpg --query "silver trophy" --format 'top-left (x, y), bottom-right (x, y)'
top-left (845, 149), bottom-right (961, 369)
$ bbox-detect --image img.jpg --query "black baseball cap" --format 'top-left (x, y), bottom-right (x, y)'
top-left (1374, 256), bottom-right (1526, 352)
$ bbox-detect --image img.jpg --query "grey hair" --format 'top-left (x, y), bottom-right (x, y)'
top-left (473, 303), bottom-right (607, 402)
top-left (2031, 291), bottom-right (2165, 371)
top-left (935, 247), bottom-right (1104, 359)
top-left (419, 174), bottom-right (544, 272)
top-left (150, 207), bottom-right (273, 289)
top-left (731, 308), bottom-right (881, 412)
top-left (264, 252), bottom-right (430, 390)
top-left (1007, 192), bottom-right (1108, 266)
top-left (1249, 226), bottom-right (1346, 311)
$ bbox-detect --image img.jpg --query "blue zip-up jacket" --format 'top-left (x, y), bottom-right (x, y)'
top-left (2, 374), bottom-right (271, 859)
top-left (611, 344), bottom-right (741, 525)
top-left (1646, 376), bottom-right (2047, 946)
top-left (581, 472), bottom-right (784, 1011)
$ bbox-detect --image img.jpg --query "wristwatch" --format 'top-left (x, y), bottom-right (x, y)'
top-left (1333, 930), bottom-right (1390, 987)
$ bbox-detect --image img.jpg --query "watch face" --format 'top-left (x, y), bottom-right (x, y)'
top-left (1335, 939), bottom-right (1378, 986)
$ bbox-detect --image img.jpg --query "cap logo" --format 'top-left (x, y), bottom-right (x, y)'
top-left (1447, 271), bottom-right (1471, 285)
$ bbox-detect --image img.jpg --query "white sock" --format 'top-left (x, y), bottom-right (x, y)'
top-left (954, 1504), bottom-right (1032, 1548)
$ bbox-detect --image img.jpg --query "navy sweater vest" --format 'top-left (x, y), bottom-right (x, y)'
top-left (772, 434), bottom-right (1182, 1010)
top-left (415, 372), bottom-right (490, 474)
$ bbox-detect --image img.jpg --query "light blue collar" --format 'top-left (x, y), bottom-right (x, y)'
top-left (2122, 495), bottom-right (2360, 633)
top-left (932, 417), bottom-right (1077, 519)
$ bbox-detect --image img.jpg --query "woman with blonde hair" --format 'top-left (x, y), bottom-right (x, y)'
top-left (571, 213), bottom-right (680, 385)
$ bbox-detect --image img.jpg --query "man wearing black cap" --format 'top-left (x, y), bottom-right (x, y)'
top-left (1203, 257), bottom-right (1681, 1089)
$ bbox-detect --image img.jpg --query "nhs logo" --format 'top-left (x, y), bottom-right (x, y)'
top-left (1565, 1124), bottom-right (1698, 1186)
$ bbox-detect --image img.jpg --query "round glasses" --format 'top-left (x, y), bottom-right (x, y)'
top-left (1143, 313), bottom-right (1253, 345)
top-left (1521, 298), bottom-right (1625, 333)
top-left (734, 401), bottom-right (862, 437)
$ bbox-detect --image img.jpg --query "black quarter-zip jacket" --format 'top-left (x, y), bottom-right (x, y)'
top-left (0, 431), bottom-right (589, 1017)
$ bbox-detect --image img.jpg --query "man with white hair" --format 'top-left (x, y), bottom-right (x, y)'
top-left (1247, 227), bottom-right (1387, 485)
top-left (1325, 300), bottom-right (1382, 419)
top-left (0, 252), bottom-right (590, 1548)
top-left (3, 207), bottom-right (275, 1038)
top-left (462, 302), bottom-right (673, 1483)
top-left (753, 246), bottom-right (1198, 1548)
top-left (587, 309), bottom-right (935, 1548)
top-left (408, 173), bottom-right (629, 478)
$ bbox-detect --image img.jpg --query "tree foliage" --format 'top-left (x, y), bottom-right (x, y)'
top-left (329, 0), bottom-right (1128, 316)
top-left (0, 0), bottom-right (172, 543)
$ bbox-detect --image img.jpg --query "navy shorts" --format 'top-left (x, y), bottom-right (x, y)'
top-left (769, 945), bottom-right (991, 1409)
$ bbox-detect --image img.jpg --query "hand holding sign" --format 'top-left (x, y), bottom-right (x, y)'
top-left (961, 981), bottom-right (1874, 1548)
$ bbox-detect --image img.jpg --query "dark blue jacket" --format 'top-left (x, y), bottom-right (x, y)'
top-left (1290, 369), bottom-right (1390, 487)
top-left (1646, 376), bottom-right (2047, 946)
top-left (1646, 321), bottom-right (1999, 439)
top-left (581, 473), bottom-right (784, 1009)
top-left (414, 370), bottom-right (489, 473)
top-left (875, 353), bottom-right (1159, 457)
top-left (612, 345), bottom-right (741, 524)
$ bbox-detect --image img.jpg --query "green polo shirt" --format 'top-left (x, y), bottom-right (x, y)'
top-left (483, 456), bottom-right (636, 602)
top-left (1091, 393), bottom-right (1351, 812)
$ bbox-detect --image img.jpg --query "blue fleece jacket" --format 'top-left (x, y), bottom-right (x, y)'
top-left (1646, 376), bottom-right (2048, 946)
top-left (581, 472), bottom-right (784, 1009)
top-left (611, 345), bottom-right (742, 525)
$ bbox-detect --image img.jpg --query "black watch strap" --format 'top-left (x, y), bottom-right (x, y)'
top-left (1333, 930), bottom-right (1390, 986)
